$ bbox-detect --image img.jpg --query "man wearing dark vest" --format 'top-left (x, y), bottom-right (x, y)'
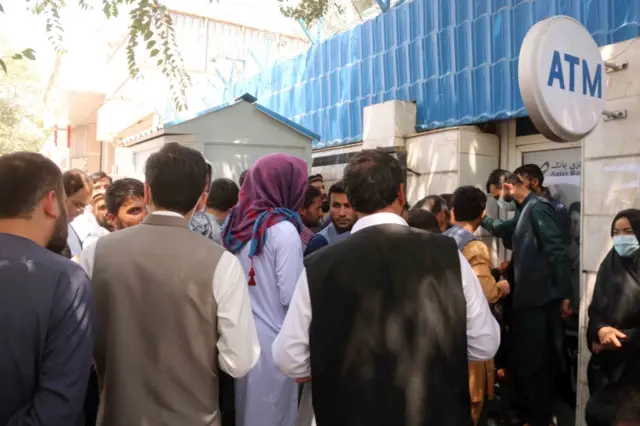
top-left (0, 152), bottom-right (94, 426)
top-left (503, 167), bottom-right (572, 426)
top-left (273, 150), bottom-right (500, 426)
top-left (305, 180), bottom-right (357, 256)
top-left (79, 143), bottom-right (260, 426)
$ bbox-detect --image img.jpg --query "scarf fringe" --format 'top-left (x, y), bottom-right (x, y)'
top-left (248, 257), bottom-right (256, 286)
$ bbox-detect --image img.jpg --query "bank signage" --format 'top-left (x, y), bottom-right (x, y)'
top-left (519, 16), bottom-right (605, 142)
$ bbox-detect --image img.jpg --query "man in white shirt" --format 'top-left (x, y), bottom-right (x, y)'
top-left (273, 150), bottom-right (500, 426)
top-left (79, 143), bottom-right (260, 426)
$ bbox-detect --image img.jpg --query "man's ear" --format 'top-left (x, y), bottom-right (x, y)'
top-left (143, 183), bottom-right (151, 206)
top-left (450, 207), bottom-right (456, 222)
top-left (106, 213), bottom-right (118, 231)
top-left (397, 183), bottom-right (406, 208)
top-left (42, 191), bottom-right (60, 219)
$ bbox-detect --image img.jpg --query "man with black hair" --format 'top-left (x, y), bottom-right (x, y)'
top-left (299, 184), bottom-right (324, 231)
top-left (517, 164), bottom-right (571, 240)
top-left (79, 143), bottom-right (259, 425)
top-left (407, 209), bottom-right (441, 233)
top-left (104, 178), bottom-right (146, 231)
top-left (203, 178), bottom-right (239, 244)
top-left (412, 194), bottom-right (450, 232)
top-left (444, 185), bottom-right (510, 425)
top-left (440, 193), bottom-right (453, 209)
top-left (64, 169), bottom-right (94, 257)
top-left (82, 178), bottom-right (147, 249)
top-left (502, 167), bottom-right (572, 426)
top-left (482, 169), bottom-right (519, 251)
top-left (304, 180), bottom-right (357, 256)
top-left (273, 150), bottom-right (499, 426)
top-left (309, 173), bottom-right (330, 214)
top-left (0, 152), bottom-right (94, 426)
top-left (89, 171), bottom-right (112, 193)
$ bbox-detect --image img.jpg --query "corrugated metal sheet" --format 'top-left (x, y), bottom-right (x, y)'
top-left (223, 0), bottom-right (640, 148)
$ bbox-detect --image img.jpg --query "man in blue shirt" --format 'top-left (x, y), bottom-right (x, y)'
top-left (0, 152), bottom-right (94, 426)
top-left (305, 180), bottom-right (357, 255)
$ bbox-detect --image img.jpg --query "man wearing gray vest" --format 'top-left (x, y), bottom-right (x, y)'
top-left (79, 143), bottom-right (260, 426)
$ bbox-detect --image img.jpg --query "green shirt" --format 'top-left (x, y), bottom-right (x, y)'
top-left (525, 194), bottom-right (572, 301)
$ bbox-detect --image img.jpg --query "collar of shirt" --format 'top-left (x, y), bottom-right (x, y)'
top-left (351, 212), bottom-right (408, 234)
top-left (152, 210), bottom-right (185, 218)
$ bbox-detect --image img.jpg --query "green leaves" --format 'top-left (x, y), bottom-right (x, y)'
top-left (278, 0), bottom-right (342, 26)
top-left (21, 48), bottom-right (36, 60)
top-left (7, 0), bottom-right (336, 115)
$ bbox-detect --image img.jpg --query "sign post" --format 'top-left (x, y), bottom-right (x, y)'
top-left (518, 16), bottom-right (605, 142)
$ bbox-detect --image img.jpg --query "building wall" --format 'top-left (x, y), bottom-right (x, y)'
top-left (577, 37), bottom-right (640, 422)
top-left (68, 123), bottom-right (101, 173)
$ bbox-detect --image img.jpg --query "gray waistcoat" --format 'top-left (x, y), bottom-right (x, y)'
top-left (92, 214), bottom-right (225, 426)
top-left (318, 222), bottom-right (349, 245)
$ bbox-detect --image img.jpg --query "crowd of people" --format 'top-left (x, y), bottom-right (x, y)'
top-left (0, 143), bottom-right (638, 426)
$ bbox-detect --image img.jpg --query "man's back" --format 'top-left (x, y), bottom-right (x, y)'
top-left (89, 213), bottom-right (226, 426)
top-left (0, 234), bottom-right (93, 426)
top-left (304, 224), bottom-right (472, 426)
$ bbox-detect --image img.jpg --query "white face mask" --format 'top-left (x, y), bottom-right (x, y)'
top-left (497, 197), bottom-right (517, 211)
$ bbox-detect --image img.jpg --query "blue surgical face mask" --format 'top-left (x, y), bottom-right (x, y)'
top-left (613, 235), bottom-right (640, 257)
top-left (497, 197), bottom-right (517, 211)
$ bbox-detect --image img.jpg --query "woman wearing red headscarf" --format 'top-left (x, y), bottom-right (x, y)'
top-left (222, 153), bottom-right (309, 426)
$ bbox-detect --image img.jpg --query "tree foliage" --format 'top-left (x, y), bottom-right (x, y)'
top-left (0, 55), bottom-right (49, 155)
top-left (0, 0), bottom-right (333, 112)
top-left (278, 0), bottom-right (342, 26)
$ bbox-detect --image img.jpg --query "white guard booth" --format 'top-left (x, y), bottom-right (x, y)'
top-left (115, 93), bottom-right (317, 181)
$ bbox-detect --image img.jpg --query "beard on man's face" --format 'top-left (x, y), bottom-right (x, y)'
top-left (46, 200), bottom-right (69, 255)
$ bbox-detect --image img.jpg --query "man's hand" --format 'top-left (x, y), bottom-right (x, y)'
top-left (295, 377), bottom-right (311, 384)
top-left (598, 326), bottom-right (627, 348)
top-left (498, 260), bottom-right (510, 275)
top-left (497, 280), bottom-right (511, 296)
top-left (560, 299), bottom-right (572, 319)
top-left (591, 342), bottom-right (604, 354)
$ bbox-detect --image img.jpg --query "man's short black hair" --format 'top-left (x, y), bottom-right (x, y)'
top-left (90, 171), bottom-right (112, 184)
top-left (239, 169), bottom-right (248, 187)
top-left (517, 163), bottom-right (545, 186)
top-left (486, 169), bottom-right (511, 193)
top-left (0, 152), bottom-right (64, 219)
top-left (105, 178), bottom-right (144, 215)
top-left (63, 169), bottom-right (91, 197)
top-left (413, 195), bottom-right (448, 214)
top-left (343, 150), bottom-right (403, 214)
top-left (408, 209), bottom-right (441, 233)
top-left (144, 142), bottom-right (208, 214)
top-left (440, 193), bottom-right (453, 209)
top-left (207, 178), bottom-right (239, 211)
top-left (303, 184), bottom-right (322, 209)
top-left (328, 180), bottom-right (346, 197)
top-left (508, 165), bottom-right (537, 186)
top-left (452, 186), bottom-right (487, 222)
top-left (308, 174), bottom-right (323, 184)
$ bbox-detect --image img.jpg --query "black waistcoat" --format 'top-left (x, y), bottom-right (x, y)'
top-left (304, 224), bottom-right (472, 426)
top-left (512, 195), bottom-right (554, 309)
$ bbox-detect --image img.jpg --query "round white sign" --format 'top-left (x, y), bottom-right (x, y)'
top-left (519, 16), bottom-right (605, 142)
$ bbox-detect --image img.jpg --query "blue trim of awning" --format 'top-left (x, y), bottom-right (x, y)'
top-left (255, 104), bottom-right (321, 141)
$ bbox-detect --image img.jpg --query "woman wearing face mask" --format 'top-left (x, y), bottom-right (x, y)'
top-left (585, 209), bottom-right (640, 425)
